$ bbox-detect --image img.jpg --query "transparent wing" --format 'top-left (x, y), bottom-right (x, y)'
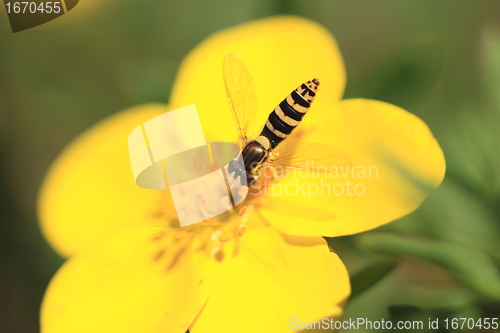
top-left (268, 141), bottom-right (354, 172)
top-left (223, 53), bottom-right (258, 145)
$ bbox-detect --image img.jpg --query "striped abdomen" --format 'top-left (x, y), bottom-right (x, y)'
top-left (260, 78), bottom-right (320, 148)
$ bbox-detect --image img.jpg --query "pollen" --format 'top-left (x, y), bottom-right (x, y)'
top-left (238, 225), bottom-right (246, 237)
top-left (153, 178), bottom-right (256, 268)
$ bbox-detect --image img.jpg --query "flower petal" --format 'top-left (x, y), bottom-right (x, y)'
top-left (38, 104), bottom-right (168, 257)
top-left (258, 99), bottom-right (446, 237)
top-left (41, 226), bottom-right (213, 333)
top-left (170, 15), bottom-right (346, 143)
top-left (190, 218), bottom-right (350, 333)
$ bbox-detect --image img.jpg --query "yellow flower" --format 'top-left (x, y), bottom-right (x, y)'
top-left (38, 16), bottom-right (445, 333)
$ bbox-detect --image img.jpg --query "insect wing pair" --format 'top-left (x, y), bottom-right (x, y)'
top-left (222, 53), bottom-right (353, 179)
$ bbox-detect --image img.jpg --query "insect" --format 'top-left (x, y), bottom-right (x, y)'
top-left (223, 53), bottom-right (353, 188)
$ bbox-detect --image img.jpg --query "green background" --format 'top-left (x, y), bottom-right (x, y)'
top-left (1, 0), bottom-right (500, 332)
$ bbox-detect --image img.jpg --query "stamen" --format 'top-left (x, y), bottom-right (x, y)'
top-left (240, 205), bottom-right (254, 224)
top-left (219, 231), bottom-right (232, 242)
top-left (210, 230), bottom-right (222, 241)
top-left (210, 246), bottom-right (220, 256)
top-left (153, 249), bottom-right (166, 261)
top-left (238, 225), bottom-right (246, 237)
top-left (239, 206), bottom-right (247, 217)
top-left (151, 231), bottom-right (166, 241)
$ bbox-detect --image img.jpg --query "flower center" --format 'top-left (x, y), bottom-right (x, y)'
top-left (149, 163), bottom-right (282, 267)
top-left (152, 187), bottom-right (255, 265)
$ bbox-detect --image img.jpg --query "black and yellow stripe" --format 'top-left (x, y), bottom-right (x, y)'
top-left (260, 79), bottom-right (320, 148)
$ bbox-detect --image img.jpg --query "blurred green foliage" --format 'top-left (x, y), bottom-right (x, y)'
top-left (1, 0), bottom-right (500, 332)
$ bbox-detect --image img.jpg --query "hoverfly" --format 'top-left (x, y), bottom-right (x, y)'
top-left (223, 53), bottom-right (353, 189)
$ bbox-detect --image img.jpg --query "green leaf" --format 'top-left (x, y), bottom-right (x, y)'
top-left (440, 112), bottom-right (500, 199)
top-left (350, 259), bottom-right (399, 299)
top-left (396, 179), bottom-right (500, 259)
top-left (388, 305), bottom-right (451, 333)
top-left (346, 43), bottom-right (442, 110)
top-left (357, 233), bottom-right (500, 301)
top-left (116, 55), bottom-right (179, 105)
top-left (482, 27), bottom-right (500, 114)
